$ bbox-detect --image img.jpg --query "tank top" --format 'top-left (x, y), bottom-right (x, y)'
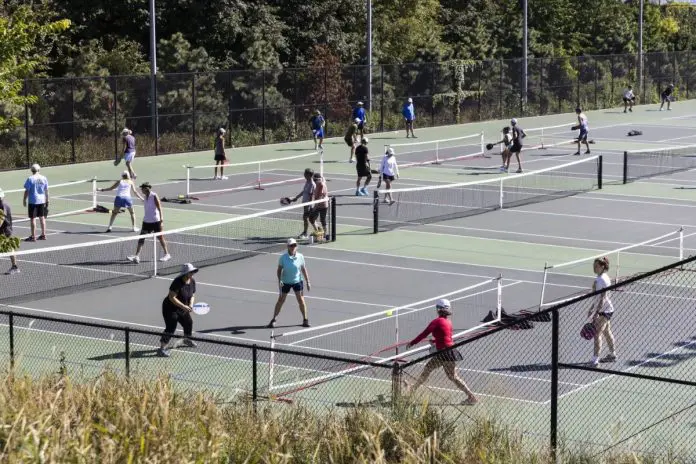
top-left (143, 192), bottom-right (160, 223)
top-left (116, 180), bottom-right (131, 198)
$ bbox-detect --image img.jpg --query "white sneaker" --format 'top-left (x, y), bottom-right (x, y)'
top-left (159, 253), bottom-right (172, 262)
top-left (132, 227), bottom-right (139, 232)
top-left (298, 233), bottom-right (308, 240)
top-left (8, 266), bottom-right (20, 275)
top-left (220, 176), bottom-right (229, 180)
top-left (213, 175), bottom-right (219, 180)
top-left (590, 356), bottom-right (600, 367)
top-left (127, 255), bottom-right (140, 264)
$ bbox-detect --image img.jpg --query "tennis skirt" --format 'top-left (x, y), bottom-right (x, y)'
top-left (434, 348), bottom-right (463, 363)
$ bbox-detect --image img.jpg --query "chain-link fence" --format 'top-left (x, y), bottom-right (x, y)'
top-left (1, 51), bottom-right (691, 169)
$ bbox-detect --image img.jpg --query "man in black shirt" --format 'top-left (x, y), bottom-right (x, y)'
top-left (158, 263), bottom-right (198, 357)
top-left (507, 118), bottom-right (526, 173)
top-left (660, 84), bottom-right (675, 111)
top-left (354, 138), bottom-right (371, 196)
top-left (0, 189), bottom-right (19, 275)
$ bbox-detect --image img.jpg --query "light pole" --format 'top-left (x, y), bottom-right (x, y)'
top-left (639, 0), bottom-right (644, 96)
top-left (523, 0), bottom-right (528, 107)
top-left (367, 0), bottom-right (372, 112)
top-left (149, 0), bottom-right (159, 152)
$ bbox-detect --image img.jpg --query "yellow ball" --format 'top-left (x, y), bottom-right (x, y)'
top-left (386, 310), bottom-right (393, 316)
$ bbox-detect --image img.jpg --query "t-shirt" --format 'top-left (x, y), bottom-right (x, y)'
top-left (124, 134), bottom-right (136, 153)
top-left (512, 126), bottom-right (525, 146)
top-left (380, 155), bottom-right (399, 177)
top-left (142, 192), bottom-right (161, 223)
top-left (163, 276), bottom-right (196, 311)
top-left (409, 317), bottom-right (454, 350)
top-left (624, 89), bottom-right (635, 99)
top-left (215, 136), bottom-right (225, 155)
top-left (0, 202), bottom-right (13, 237)
top-left (355, 145), bottom-right (369, 165)
top-left (279, 252), bottom-right (305, 285)
top-left (310, 115), bottom-right (325, 130)
top-left (594, 273), bottom-right (614, 314)
top-left (24, 174), bottom-right (48, 205)
top-left (345, 123), bottom-right (358, 138)
top-left (578, 114), bottom-right (588, 130)
top-left (301, 179), bottom-right (316, 202)
top-left (663, 87), bottom-right (673, 97)
top-left (352, 107), bottom-right (366, 122)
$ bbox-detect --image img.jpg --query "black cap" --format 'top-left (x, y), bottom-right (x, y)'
top-left (304, 168), bottom-right (314, 176)
top-left (140, 182), bottom-right (152, 189)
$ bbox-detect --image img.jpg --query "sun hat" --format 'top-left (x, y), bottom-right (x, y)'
top-left (436, 298), bottom-right (452, 315)
top-left (361, 137), bottom-right (369, 145)
top-left (511, 118), bottom-right (518, 125)
top-left (386, 147), bottom-right (395, 156)
top-left (179, 263), bottom-right (198, 277)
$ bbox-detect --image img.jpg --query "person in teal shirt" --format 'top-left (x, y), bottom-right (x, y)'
top-left (267, 238), bottom-right (311, 328)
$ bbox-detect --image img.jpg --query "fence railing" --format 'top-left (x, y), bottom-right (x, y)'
top-left (2, 253), bottom-right (696, 460)
top-left (0, 51), bottom-right (691, 170)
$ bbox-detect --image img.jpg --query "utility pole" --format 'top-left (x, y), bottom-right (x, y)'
top-left (523, 0), bottom-right (528, 107)
top-left (149, 0), bottom-right (159, 150)
top-left (367, 0), bottom-right (373, 111)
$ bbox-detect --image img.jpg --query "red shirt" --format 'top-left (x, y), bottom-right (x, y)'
top-left (409, 316), bottom-right (453, 350)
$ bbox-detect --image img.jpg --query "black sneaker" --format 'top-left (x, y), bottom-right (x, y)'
top-left (302, 319), bottom-right (310, 327)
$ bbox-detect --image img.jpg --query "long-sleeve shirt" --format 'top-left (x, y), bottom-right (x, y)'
top-left (409, 317), bottom-right (454, 350)
top-left (402, 103), bottom-right (415, 120)
top-left (380, 155), bottom-right (399, 177)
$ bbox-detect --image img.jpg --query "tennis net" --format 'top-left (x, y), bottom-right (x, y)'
top-left (384, 133), bottom-right (485, 169)
top-left (267, 276), bottom-right (502, 397)
top-left (539, 228), bottom-right (689, 308)
top-left (184, 151), bottom-right (323, 198)
top-left (623, 144), bottom-right (696, 184)
top-left (374, 155), bottom-right (602, 232)
top-left (0, 197), bottom-right (335, 305)
top-left (2, 179), bottom-right (97, 225)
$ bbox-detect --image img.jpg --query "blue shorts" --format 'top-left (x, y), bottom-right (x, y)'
top-left (114, 196), bottom-right (133, 209)
top-left (281, 281), bottom-right (304, 294)
top-left (313, 128), bottom-right (324, 139)
top-left (578, 129), bottom-right (588, 141)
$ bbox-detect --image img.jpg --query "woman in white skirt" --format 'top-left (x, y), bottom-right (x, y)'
top-left (379, 147), bottom-right (399, 205)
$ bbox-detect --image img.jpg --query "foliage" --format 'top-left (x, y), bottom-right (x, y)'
top-left (0, 234), bottom-right (20, 253)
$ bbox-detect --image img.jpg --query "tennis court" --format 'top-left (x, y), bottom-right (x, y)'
top-left (2, 99), bottom-right (696, 457)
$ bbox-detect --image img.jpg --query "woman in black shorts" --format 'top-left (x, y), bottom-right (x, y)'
top-left (127, 182), bottom-right (171, 264)
top-left (354, 138), bottom-right (371, 196)
top-left (158, 263), bottom-right (199, 357)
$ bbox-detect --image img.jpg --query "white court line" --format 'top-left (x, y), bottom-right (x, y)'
top-left (656, 134), bottom-right (696, 143)
top-left (544, 339), bottom-right (696, 404)
top-left (504, 208), bottom-right (696, 229)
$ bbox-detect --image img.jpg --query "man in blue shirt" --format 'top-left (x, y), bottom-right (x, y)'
top-left (267, 238), bottom-right (311, 328)
top-left (352, 101), bottom-right (367, 141)
top-left (22, 164), bottom-right (49, 241)
top-left (402, 97), bottom-right (416, 138)
top-left (309, 110), bottom-right (325, 150)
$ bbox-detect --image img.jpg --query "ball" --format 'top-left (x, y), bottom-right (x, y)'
top-left (386, 310), bottom-right (393, 316)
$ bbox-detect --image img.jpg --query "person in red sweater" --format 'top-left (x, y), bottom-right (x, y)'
top-left (405, 298), bottom-right (478, 405)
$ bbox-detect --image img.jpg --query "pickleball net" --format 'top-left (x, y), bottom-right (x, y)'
top-left (623, 144), bottom-right (696, 184)
top-left (184, 151), bottom-right (323, 198)
top-left (0, 198), bottom-right (335, 305)
top-left (266, 276), bottom-right (502, 399)
top-left (374, 155), bottom-right (602, 232)
top-left (538, 227), bottom-right (691, 308)
top-left (3, 179), bottom-right (98, 225)
top-left (384, 133), bottom-right (485, 169)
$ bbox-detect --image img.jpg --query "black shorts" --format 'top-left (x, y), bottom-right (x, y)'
top-left (382, 174), bottom-right (395, 182)
top-left (357, 121), bottom-right (365, 131)
top-left (598, 312), bottom-right (613, 320)
top-left (344, 137), bottom-right (354, 147)
top-left (303, 205), bottom-right (312, 219)
top-left (214, 154), bottom-right (226, 162)
top-left (623, 97), bottom-right (635, 103)
top-left (28, 203), bottom-right (46, 219)
top-left (309, 207), bottom-right (327, 224)
top-left (510, 142), bottom-right (522, 153)
top-left (281, 281), bottom-right (304, 294)
top-left (141, 221), bottom-right (163, 234)
top-left (357, 164), bottom-right (371, 177)
top-left (661, 93), bottom-right (673, 102)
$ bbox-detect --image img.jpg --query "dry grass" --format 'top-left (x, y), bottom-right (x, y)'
top-left (0, 370), bottom-right (689, 463)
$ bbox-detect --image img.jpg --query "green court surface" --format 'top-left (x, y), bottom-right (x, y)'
top-left (2, 99), bottom-right (696, 459)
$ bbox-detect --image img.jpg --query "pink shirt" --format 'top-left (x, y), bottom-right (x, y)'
top-left (409, 317), bottom-right (453, 350)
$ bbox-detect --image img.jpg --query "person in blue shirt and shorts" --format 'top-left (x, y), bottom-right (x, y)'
top-left (267, 238), bottom-right (311, 328)
top-left (352, 102), bottom-right (367, 141)
top-left (23, 164), bottom-right (49, 242)
top-left (310, 110), bottom-right (325, 150)
top-left (402, 98), bottom-right (416, 138)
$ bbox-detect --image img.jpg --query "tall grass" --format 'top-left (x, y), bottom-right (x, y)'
top-left (0, 369), bottom-right (688, 463)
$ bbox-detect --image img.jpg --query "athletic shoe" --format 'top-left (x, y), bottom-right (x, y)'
top-left (157, 348), bottom-right (171, 357)
top-left (585, 150), bottom-right (591, 155)
top-left (159, 254), bottom-right (172, 262)
top-left (600, 353), bottom-right (617, 363)
top-left (668, 108), bottom-right (672, 111)
top-left (25, 236), bottom-right (36, 242)
top-left (348, 159), bottom-right (354, 163)
top-left (221, 176), bottom-right (229, 180)
top-left (573, 152), bottom-right (581, 156)
top-left (590, 356), bottom-right (600, 367)
top-left (318, 144), bottom-right (323, 149)
top-left (302, 319), bottom-right (310, 328)
top-left (132, 227), bottom-right (139, 232)
top-left (516, 168), bottom-right (523, 173)
top-left (298, 234), bottom-right (308, 240)
top-left (8, 266), bottom-right (20, 275)
top-left (266, 320), bottom-right (276, 328)
top-left (38, 234), bottom-right (46, 240)
top-left (629, 108), bottom-right (632, 112)
top-left (412, 135), bottom-right (417, 138)
top-left (389, 199), bottom-right (395, 205)
top-left (324, 234), bottom-right (330, 241)
top-left (660, 108), bottom-right (664, 111)
top-left (499, 166), bottom-right (506, 172)
top-left (105, 228), bottom-right (112, 233)
top-left (127, 255), bottom-right (140, 264)
top-left (182, 339), bottom-right (197, 348)
top-left (406, 134), bottom-right (410, 138)
top-left (355, 189), bottom-right (362, 196)
top-left (360, 187), bottom-right (368, 195)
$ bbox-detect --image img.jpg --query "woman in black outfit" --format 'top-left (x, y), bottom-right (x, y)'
top-left (158, 263), bottom-right (199, 357)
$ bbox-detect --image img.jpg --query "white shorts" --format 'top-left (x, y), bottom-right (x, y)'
top-left (124, 151), bottom-right (136, 163)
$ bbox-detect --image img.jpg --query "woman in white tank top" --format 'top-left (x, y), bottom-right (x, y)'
top-left (99, 171), bottom-right (143, 233)
top-left (588, 257), bottom-right (617, 367)
top-left (127, 182), bottom-right (171, 264)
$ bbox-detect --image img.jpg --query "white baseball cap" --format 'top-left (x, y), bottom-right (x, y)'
top-left (121, 128), bottom-right (132, 135)
top-left (408, 97), bottom-right (413, 103)
top-left (218, 127), bottom-right (226, 134)
top-left (386, 147), bottom-right (395, 156)
top-left (436, 298), bottom-right (451, 309)
top-left (0, 189), bottom-right (4, 199)
top-left (121, 171), bottom-right (130, 178)
top-left (30, 164), bottom-right (40, 173)
top-left (357, 101), bottom-right (364, 106)
top-left (361, 137), bottom-right (369, 144)
top-left (287, 238), bottom-right (297, 246)
top-left (511, 118), bottom-right (518, 125)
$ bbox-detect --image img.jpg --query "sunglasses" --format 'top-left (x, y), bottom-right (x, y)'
top-left (288, 244), bottom-right (297, 248)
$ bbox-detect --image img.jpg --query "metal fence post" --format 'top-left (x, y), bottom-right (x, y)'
top-left (499, 59), bottom-right (504, 118)
top-left (477, 62), bottom-right (482, 120)
top-left (9, 313), bottom-right (15, 370)
top-left (70, 78), bottom-right (76, 163)
top-left (252, 344), bottom-right (258, 412)
top-left (373, 191), bottom-right (379, 234)
top-left (24, 79), bottom-right (30, 167)
top-left (323, 67), bottom-right (329, 137)
top-left (113, 76), bottom-right (119, 158)
top-left (594, 58), bottom-right (599, 110)
top-left (380, 66), bottom-right (385, 132)
top-left (262, 69), bottom-right (266, 144)
top-left (125, 327), bottom-right (130, 378)
top-left (154, 75), bottom-right (160, 155)
top-left (330, 196), bottom-right (337, 242)
top-left (192, 73), bottom-right (197, 149)
top-left (431, 63), bottom-right (436, 127)
top-left (598, 155), bottom-right (603, 190)
top-left (623, 151), bottom-right (629, 184)
top-left (550, 308), bottom-right (560, 463)
top-left (576, 56), bottom-right (581, 108)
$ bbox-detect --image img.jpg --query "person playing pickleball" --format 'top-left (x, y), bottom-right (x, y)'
top-left (588, 257), bottom-right (617, 367)
top-left (0, 189), bottom-right (20, 275)
top-left (158, 263), bottom-right (199, 357)
top-left (267, 238), bottom-right (311, 328)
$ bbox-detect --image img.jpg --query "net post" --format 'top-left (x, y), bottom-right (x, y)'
top-left (256, 161), bottom-right (262, 190)
top-left (679, 226), bottom-right (684, 261)
top-left (480, 132), bottom-right (485, 153)
top-left (615, 251), bottom-right (620, 284)
top-left (330, 196), bottom-right (337, 242)
top-left (597, 155), bottom-right (603, 190)
top-left (268, 333), bottom-right (276, 392)
top-left (498, 178), bottom-right (504, 209)
top-left (91, 178), bottom-right (97, 209)
top-left (319, 150), bottom-right (324, 179)
top-left (539, 263), bottom-right (549, 309)
top-left (622, 151), bottom-right (628, 184)
top-left (391, 362), bottom-right (402, 407)
top-left (497, 274), bottom-right (503, 319)
top-left (186, 166), bottom-right (191, 197)
top-left (373, 191), bottom-right (379, 234)
top-left (541, 127), bottom-right (545, 149)
top-left (550, 308), bottom-right (560, 462)
top-left (435, 141), bottom-right (440, 164)
top-left (125, 327), bottom-right (130, 378)
top-left (152, 234), bottom-right (158, 277)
